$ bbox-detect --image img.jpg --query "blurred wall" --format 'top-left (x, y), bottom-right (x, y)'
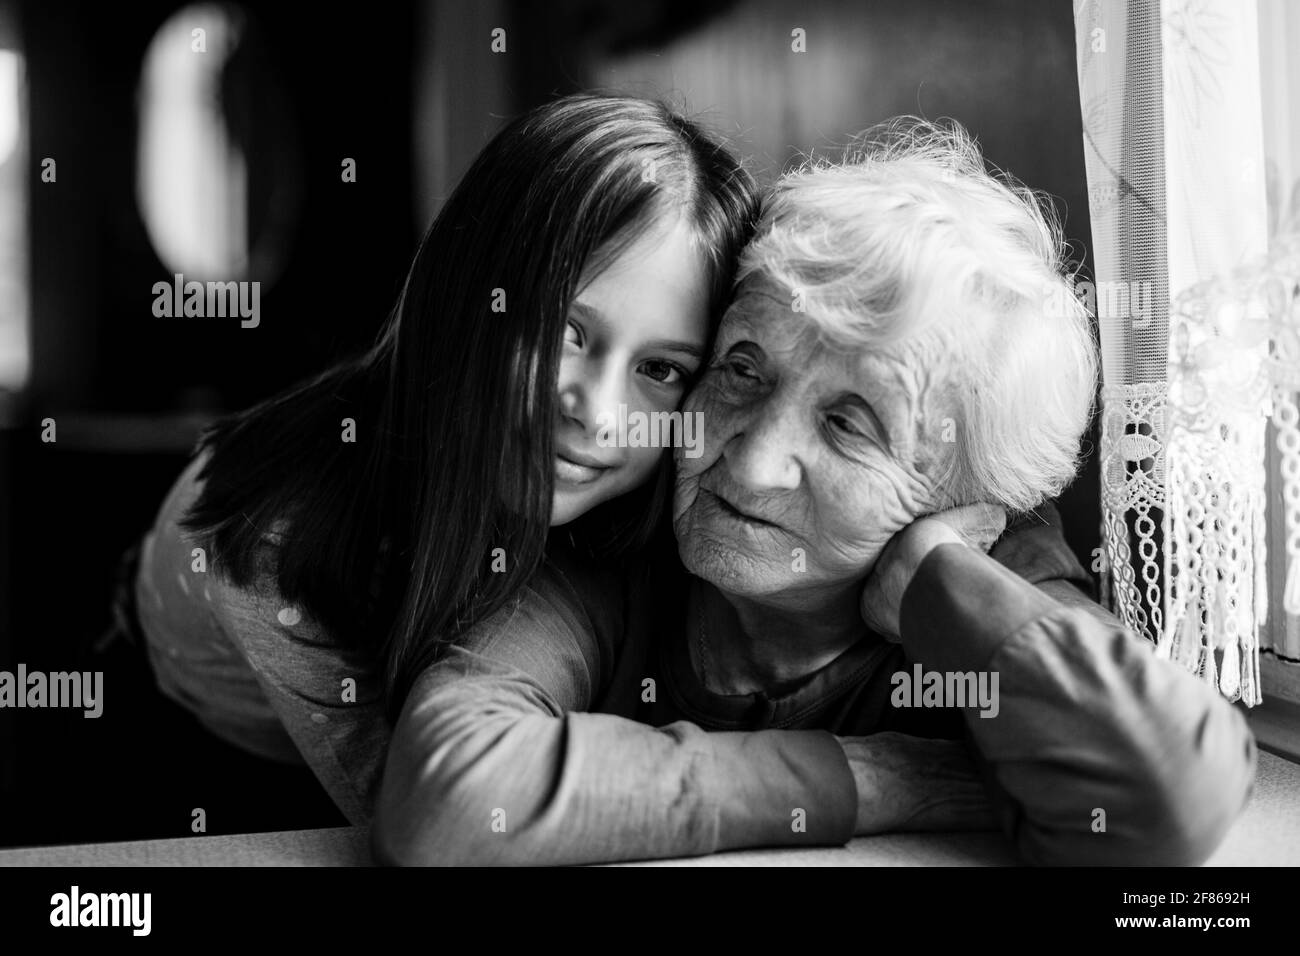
top-left (24, 0), bottom-right (416, 418)
top-left (2, 0), bottom-right (418, 845)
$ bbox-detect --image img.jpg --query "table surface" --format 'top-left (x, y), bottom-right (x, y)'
top-left (3, 751), bottom-right (1297, 867)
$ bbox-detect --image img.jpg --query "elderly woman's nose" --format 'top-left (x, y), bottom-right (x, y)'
top-left (559, 360), bottom-right (624, 435)
top-left (723, 401), bottom-right (803, 492)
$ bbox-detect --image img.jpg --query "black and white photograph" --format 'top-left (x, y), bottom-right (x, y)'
top-left (0, 0), bottom-right (1296, 935)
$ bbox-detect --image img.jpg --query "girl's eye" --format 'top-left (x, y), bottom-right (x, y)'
top-left (640, 359), bottom-right (689, 385)
top-left (565, 321), bottom-right (583, 348)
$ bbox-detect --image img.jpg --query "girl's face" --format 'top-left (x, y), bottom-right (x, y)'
top-left (551, 215), bottom-right (712, 525)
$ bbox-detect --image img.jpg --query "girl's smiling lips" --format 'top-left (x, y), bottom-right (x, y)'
top-left (555, 443), bottom-right (616, 485)
top-left (556, 443), bottom-right (615, 469)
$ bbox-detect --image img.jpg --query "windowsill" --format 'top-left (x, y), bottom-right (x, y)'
top-left (1252, 652), bottom-right (1300, 765)
top-left (1246, 695), bottom-right (1300, 765)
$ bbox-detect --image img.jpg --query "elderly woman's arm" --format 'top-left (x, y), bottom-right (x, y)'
top-left (888, 529), bottom-right (1257, 866)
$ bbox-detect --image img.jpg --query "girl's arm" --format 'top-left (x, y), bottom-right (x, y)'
top-left (370, 565), bottom-right (862, 866)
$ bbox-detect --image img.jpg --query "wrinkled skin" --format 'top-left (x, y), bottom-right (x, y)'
top-left (674, 272), bottom-right (959, 608)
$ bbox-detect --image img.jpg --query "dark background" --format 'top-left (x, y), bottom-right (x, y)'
top-left (0, 0), bottom-right (1100, 848)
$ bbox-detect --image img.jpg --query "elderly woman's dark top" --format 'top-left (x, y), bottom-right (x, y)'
top-left (373, 507), bottom-right (1256, 866)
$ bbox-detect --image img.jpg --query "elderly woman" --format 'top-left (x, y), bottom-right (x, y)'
top-left (372, 120), bottom-right (1256, 866)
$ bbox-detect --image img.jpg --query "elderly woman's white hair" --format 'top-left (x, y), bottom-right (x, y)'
top-left (738, 117), bottom-right (1097, 512)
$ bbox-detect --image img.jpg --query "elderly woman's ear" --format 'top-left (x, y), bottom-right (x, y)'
top-left (859, 503), bottom-right (1007, 640)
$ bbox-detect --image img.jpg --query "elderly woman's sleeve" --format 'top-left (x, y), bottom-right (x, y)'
top-left (371, 566), bottom-right (857, 866)
top-left (898, 541), bottom-right (1257, 866)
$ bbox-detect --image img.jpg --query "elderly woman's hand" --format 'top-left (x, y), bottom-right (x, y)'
top-left (860, 503), bottom-right (1006, 639)
top-left (838, 732), bottom-right (998, 835)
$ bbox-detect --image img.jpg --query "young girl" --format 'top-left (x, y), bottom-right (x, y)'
top-left (123, 93), bottom-right (761, 826)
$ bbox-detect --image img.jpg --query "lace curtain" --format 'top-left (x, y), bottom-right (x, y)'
top-left (1076, 0), bottom-right (1300, 706)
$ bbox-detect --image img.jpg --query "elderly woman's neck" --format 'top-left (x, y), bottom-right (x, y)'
top-left (696, 581), bottom-right (870, 695)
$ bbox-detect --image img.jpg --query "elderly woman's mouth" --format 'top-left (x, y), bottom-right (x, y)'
top-left (706, 488), bottom-right (782, 528)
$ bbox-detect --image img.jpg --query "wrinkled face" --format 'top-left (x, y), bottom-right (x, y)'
top-left (673, 272), bottom-right (955, 602)
top-left (551, 216), bottom-right (711, 526)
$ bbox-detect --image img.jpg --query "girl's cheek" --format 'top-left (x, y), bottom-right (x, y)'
top-left (623, 444), bottom-right (667, 489)
top-left (635, 440), bottom-right (665, 471)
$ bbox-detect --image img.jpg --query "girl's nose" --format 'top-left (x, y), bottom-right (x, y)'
top-left (558, 360), bottom-right (624, 437)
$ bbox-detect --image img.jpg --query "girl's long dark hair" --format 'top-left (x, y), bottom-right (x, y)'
top-left (180, 93), bottom-right (760, 719)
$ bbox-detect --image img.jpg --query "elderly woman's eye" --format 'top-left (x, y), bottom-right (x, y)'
top-left (721, 356), bottom-right (760, 385)
top-left (827, 413), bottom-right (863, 437)
top-left (639, 359), bottom-right (689, 385)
